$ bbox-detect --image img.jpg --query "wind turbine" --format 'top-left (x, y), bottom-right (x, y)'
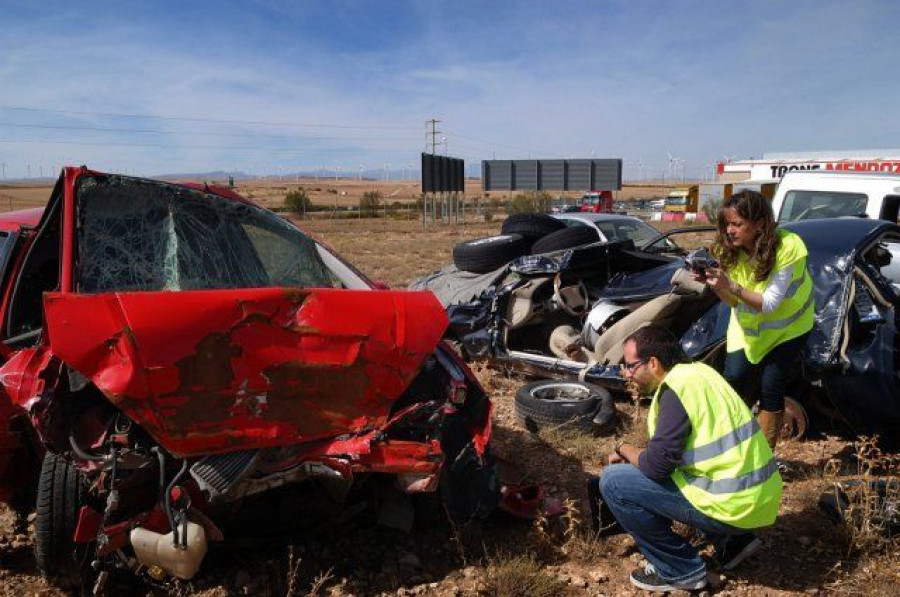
top-left (666, 153), bottom-right (679, 182)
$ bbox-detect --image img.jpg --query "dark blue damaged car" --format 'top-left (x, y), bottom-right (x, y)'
top-left (425, 219), bottom-right (900, 441)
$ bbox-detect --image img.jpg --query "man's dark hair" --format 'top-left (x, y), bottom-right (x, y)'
top-left (625, 326), bottom-right (689, 369)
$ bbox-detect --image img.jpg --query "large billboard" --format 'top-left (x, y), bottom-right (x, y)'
top-left (421, 153), bottom-right (465, 193)
top-left (481, 158), bottom-right (622, 191)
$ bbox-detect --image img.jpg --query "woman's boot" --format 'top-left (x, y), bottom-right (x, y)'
top-left (757, 409), bottom-right (784, 451)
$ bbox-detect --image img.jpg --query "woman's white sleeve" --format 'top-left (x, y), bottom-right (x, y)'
top-left (761, 266), bottom-right (794, 314)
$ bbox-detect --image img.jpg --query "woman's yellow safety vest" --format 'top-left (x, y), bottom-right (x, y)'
top-left (726, 229), bottom-right (814, 364)
top-left (648, 363), bottom-right (782, 529)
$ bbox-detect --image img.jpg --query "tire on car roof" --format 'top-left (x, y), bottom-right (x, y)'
top-left (515, 380), bottom-right (615, 433)
top-left (500, 213), bottom-right (567, 241)
top-left (530, 226), bottom-right (601, 254)
top-left (453, 234), bottom-right (530, 273)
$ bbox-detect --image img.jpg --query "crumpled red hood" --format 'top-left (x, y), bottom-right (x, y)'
top-left (36, 287), bottom-right (448, 457)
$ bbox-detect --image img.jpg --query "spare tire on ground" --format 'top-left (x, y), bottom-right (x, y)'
top-left (453, 234), bottom-right (530, 273)
top-left (531, 226), bottom-right (601, 254)
top-left (515, 380), bottom-right (615, 433)
top-left (501, 213), bottom-right (567, 241)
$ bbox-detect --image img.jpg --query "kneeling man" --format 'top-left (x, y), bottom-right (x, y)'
top-left (595, 326), bottom-right (781, 592)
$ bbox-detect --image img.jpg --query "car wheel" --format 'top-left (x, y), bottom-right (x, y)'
top-left (34, 453), bottom-right (91, 590)
top-left (514, 380), bottom-right (615, 433)
top-left (452, 234), bottom-right (530, 273)
top-left (500, 214), bottom-right (567, 241)
top-left (531, 227), bottom-right (600, 254)
top-left (781, 396), bottom-right (809, 441)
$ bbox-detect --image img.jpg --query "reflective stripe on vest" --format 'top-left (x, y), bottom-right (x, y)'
top-left (742, 291), bottom-right (814, 337)
top-left (681, 418), bottom-right (760, 466)
top-left (735, 273), bottom-right (807, 318)
top-left (682, 460), bottom-right (779, 495)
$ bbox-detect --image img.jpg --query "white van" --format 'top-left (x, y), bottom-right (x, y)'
top-left (772, 170), bottom-right (900, 223)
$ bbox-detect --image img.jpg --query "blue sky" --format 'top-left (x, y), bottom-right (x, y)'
top-left (1, 0), bottom-right (898, 180)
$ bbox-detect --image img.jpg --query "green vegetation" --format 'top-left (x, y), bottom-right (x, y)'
top-left (284, 188), bottom-right (313, 216)
top-left (359, 190), bottom-right (383, 217)
top-left (702, 197), bottom-right (723, 223)
top-left (507, 191), bottom-right (552, 214)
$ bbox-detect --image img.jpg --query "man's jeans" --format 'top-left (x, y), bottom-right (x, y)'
top-left (596, 464), bottom-right (751, 583)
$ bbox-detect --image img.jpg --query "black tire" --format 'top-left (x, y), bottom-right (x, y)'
top-left (515, 381), bottom-right (615, 433)
top-left (500, 213), bottom-right (567, 240)
top-left (452, 234), bottom-right (530, 273)
top-left (35, 453), bottom-right (90, 590)
top-left (531, 226), bottom-right (600, 254)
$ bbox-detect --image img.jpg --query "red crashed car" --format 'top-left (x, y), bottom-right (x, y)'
top-left (0, 167), bottom-right (497, 591)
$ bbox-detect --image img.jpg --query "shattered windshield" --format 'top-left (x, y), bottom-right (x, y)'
top-left (76, 175), bottom-right (336, 293)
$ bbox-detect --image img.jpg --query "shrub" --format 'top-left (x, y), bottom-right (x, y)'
top-left (284, 188), bottom-right (313, 216)
top-left (359, 190), bottom-right (382, 217)
top-left (508, 191), bottom-right (552, 215)
top-left (702, 197), bottom-right (723, 223)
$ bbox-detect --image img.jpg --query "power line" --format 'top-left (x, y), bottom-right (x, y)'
top-left (0, 105), bottom-right (419, 131)
top-left (0, 138), bottom-right (415, 152)
top-left (443, 130), bottom-right (537, 155)
top-left (0, 122), bottom-right (414, 142)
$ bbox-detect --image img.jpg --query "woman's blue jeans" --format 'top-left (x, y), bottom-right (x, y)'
top-left (723, 334), bottom-right (808, 412)
top-left (597, 464), bottom-right (749, 583)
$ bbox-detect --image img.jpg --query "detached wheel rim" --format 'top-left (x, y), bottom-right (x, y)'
top-left (780, 396), bottom-right (808, 441)
top-left (529, 382), bottom-right (597, 403)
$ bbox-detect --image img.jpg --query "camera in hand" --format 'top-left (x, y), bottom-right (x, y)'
top-left (684, 247), bottom-right (719, 278)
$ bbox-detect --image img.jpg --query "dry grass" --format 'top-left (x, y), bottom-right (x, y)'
top-left (824, 437), bottom-right (900, 556)
top-left (478, 552), bottom-right (568, 597)
top-left (299, 217), bottom-right (498, 287)
top-left (536, 426), bottom-right (610, 463)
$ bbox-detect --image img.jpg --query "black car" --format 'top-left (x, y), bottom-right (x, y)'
top-left (417, 218), bottom-right (900, 440)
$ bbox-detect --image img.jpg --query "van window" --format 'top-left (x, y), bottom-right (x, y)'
top-left (778, 190), bottom-right (868, 222)
top-left (879, 195), bottom-right (900, 223)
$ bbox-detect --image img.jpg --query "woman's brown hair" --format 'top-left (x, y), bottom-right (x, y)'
top-left (711, 190), bottom-right (778, 282)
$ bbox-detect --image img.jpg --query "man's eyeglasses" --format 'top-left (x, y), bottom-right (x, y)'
top-left (621, 358), bottom-right (649, 374)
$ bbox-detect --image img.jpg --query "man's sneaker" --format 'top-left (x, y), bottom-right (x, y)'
top-left (629, 563), bottom-right (707, 592)
top-left (715, 533), bottom-right (763, 570)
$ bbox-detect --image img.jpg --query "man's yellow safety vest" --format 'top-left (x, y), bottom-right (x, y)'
top-left (726, 229), bottom-right (815, 364)
top-left (648, 363), bottom-right (783, 529)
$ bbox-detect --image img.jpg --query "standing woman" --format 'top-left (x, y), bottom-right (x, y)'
top-left (701, 190), bottom-right (814, 450)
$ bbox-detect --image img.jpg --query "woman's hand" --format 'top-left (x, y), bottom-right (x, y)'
top-left (703, 267), bottom-right (732, 293)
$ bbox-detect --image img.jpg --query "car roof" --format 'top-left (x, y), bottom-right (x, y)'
top-left (782, 217), bottom-right (899, 254)
top-left (553, 213), bottom-right (644, 224)
top-left (0, 207), bottom-right (45, 231)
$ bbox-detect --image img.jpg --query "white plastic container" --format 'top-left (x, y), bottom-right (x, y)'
top-left (130, 521), bottom-right (208, 580)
